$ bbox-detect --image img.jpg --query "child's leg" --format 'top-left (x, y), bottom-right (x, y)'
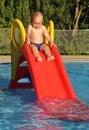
top-left (41, 44), bottom-right (55, 61)
top-left (30, 44), bottom-right (42, 62)
top-left (37, 56), bottom-right (42, 62)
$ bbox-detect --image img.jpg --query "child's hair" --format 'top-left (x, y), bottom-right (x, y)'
top-left (31, 11), bottom-right (43, 22)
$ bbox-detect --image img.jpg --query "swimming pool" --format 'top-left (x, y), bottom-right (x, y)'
top-left (0, 62), bottom-right (89, 130)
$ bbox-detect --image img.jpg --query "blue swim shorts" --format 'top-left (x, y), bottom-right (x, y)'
top-left (31, 43), bottom-right (44, 50)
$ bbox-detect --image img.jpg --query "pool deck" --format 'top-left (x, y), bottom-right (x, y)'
top-left (0, 55), bottom-right (89, 63)
top-left (62, 55), bottom-right (89, 62)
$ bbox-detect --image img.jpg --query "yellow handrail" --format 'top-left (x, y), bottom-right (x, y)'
top-left (45, 20), bottom-right (54, 44)
top-left (11, 19), bottom-right (26, 49)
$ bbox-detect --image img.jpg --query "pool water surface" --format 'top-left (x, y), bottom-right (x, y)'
top-left (0, 62), bottom-right (89, 130)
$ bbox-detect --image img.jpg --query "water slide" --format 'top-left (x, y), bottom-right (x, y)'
top-left (22, 44), bottom-right (76, 99)
top-left (9, 19), bottom-right (76, 99)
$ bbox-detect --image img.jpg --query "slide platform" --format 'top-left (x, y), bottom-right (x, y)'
top-left (22, 45), bottom-right (76, 99)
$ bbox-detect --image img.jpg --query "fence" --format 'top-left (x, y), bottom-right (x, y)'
top-left (0, 28), bottom-right (11, 55)
top-left (0, 28), bottom-right (89, 55)
top-left (55, 30), bottom-right (89, 55)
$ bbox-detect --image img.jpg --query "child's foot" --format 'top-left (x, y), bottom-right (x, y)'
top-left (47, 55), bottom-right (55, 61)
top-left (37, 56), bottom-right (42, 62)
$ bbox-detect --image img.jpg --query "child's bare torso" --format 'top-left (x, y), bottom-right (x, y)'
top-left (30, 25), bottom-right (45, 44)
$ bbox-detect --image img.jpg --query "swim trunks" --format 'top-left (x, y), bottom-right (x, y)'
top-left (31, 43), bottom-right (44, 50)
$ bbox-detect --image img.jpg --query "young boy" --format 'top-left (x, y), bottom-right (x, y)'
top-left (26, 11), bottom-right (55, 62)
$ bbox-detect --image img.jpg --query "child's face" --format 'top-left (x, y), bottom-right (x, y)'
top-left (32, 16), bottom-right (43, 29)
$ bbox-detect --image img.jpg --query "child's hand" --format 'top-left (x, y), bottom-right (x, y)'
top-left (49, 42), bottom-right (56, 48)
top-left (26, 43), bottom-right (30, 46)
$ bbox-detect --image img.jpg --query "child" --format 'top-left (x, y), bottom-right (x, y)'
top-left (26, 11), bottom-right (55, 62)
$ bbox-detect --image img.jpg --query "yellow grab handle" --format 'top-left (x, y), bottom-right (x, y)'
top-left (11, 19), bottom-right (26, 49)
top-left (45, 20), bottom-right (54, 44)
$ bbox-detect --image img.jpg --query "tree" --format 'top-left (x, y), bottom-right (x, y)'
top-left (0, 0), bottom-right (6, 27)
top-left (0, 0), bottom-right (89, 29)
top-left (20, 0), bottom-right (30, 27)
top-left (5, 0), bottom-right (14, 27)
top-left (79, 0), bottom-right (89, 29)
top-left (72, 0), bottom-right (83, 36)
top-left (71, 0), bottom-right (89, 36)
top-left (14, 0), bottom-right (29, 27)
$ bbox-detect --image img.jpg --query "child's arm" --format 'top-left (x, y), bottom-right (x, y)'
top-left (43, 26), bottom-right (55, 47)
top-left (25, 25), bottom-right (31, 45)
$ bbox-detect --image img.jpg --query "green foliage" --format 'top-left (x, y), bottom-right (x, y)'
top-left (0, 0), bottom-right (6, 27)
top-left (0, 0), bottom-right (89, 29)
top-left (5, 0), bottom-right (14, 27)
top-left (55, 30), bottom-right (89, 55)
top-left (0, 28), bottom-right (11, 54)
top-left (14, 0), bottom-right (29, 28)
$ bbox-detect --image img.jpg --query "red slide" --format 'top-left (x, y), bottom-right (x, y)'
top-left (22, 45), bottom-right (76, 99)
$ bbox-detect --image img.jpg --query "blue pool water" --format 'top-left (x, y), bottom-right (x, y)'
top-left (0, 62), bottom-right (89, 130)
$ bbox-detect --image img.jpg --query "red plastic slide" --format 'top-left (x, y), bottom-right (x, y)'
top-left (22, 45), bottom-right (76, 99)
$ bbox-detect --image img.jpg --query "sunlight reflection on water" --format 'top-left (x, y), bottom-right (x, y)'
top-left (0, 62), bottom-right (89, 129)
